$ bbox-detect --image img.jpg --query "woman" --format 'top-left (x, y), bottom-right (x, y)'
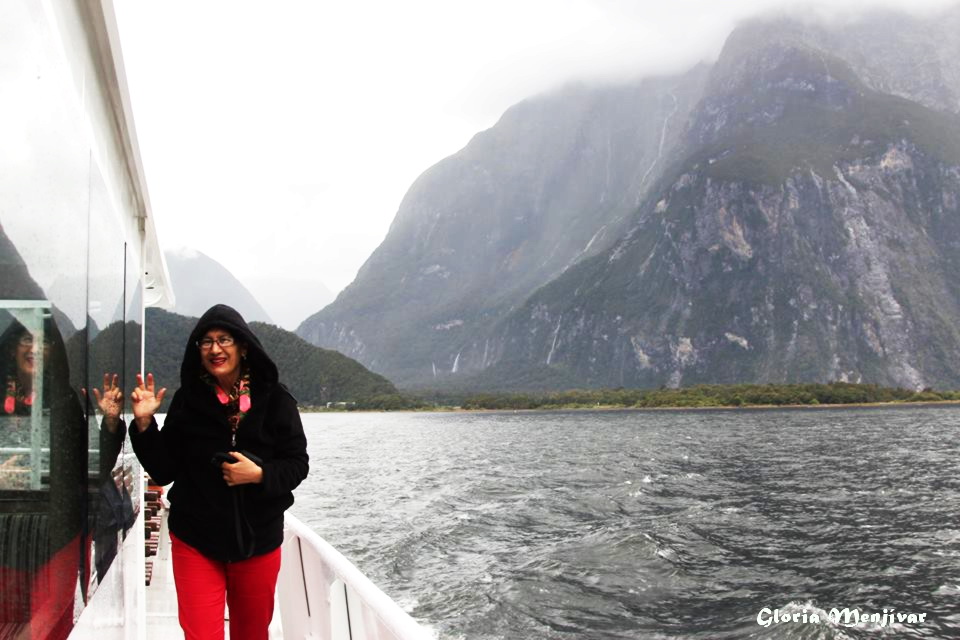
top-left (129, 304), bottom-right (309, 640)
top-left (0, 318), bottom-right (115, 639)
top-left (0, 320), bottom-right (49, 419)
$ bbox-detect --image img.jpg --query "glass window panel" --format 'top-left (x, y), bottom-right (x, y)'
top-left (86, 166), bottom-right (130, 595)
top-left (0, 1), bottom-right (92, 635)
top-left (0, 1), bottom-right (151, 634)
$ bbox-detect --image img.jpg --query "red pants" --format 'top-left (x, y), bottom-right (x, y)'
top-left (0, 536), bottom-right (79, 640)
top-left (170, 532), bottom-right (281, 640)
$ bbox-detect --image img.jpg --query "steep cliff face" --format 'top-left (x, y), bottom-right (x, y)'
top-left (299, 68), bottom-right (709, 381)
top-left (301, 7), bottom-right (960, 390)
top-left (478, 38), bottom-right (960, 390)
top-left (488, 146), bottom-right (960, 389)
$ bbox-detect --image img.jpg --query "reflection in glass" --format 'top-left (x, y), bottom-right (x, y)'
top-left (90, 370), bottom-right (131, 582)
top-left (1, 0), bottom-right (161, 634)
top-left (0, 306), bottom-right (86, 638)
top-left (0, 310), bottom-right (48, 489)
top-left (85, 317), bottom-right (133, 586)
top-left (84, 158), bottom-right (133, 598)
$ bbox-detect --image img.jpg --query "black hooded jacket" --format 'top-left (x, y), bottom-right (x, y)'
top-left (130, 304), bottom-right (309, 562)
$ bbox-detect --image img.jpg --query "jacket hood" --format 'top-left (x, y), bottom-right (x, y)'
top-left (181, 304), bottom-right (278, 390)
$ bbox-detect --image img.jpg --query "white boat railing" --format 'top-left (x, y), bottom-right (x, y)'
top-left (278, 514), bottom-right (433, 640)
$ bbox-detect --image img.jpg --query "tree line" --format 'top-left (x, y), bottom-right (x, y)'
top-left (141, 308), bottom-right (397, 410)
top-left (457, 382), bottom-right (959, 411)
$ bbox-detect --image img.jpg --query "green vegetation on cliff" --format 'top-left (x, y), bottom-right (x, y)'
top-left (460, 382), bottom-right (960, 410)
top-left (143, 308), bottom-right (397, 409)
top-left (249, 321), bottom-right (398, 406)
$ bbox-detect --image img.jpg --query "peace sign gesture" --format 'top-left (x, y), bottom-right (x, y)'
top-left (131, 373), bottom-right (166, 432)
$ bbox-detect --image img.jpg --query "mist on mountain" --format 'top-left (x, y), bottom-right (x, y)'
top-left (297, 6), bottom-right (960, 392)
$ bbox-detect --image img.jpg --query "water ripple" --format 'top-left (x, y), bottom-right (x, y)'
top-left (293, 406), bottom-right (960, 639)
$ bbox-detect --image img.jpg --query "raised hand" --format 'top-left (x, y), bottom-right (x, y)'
top-left (92, 373), bottom-right (123, 432)
top-left (131, 373), bottom-right (166, 432)
top-left (92, 373), bottom-right (122, 417)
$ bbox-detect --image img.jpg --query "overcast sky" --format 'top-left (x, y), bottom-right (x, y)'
top-left (113, 0), bottom-right (957, 326)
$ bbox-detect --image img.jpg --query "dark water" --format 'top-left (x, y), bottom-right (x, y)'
top-left (291, 406), bottom-right (960, 639)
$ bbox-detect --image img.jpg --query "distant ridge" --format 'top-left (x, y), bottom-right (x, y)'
top-left (164, 247), bottom-right (272, 324)
top-left (144, 308), bottom-right (396, 408)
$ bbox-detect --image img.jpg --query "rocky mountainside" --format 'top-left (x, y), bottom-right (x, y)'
top-left (299, 6), bottom-right (960, 391)
top-left (300, 68), bottom-right (710, 381)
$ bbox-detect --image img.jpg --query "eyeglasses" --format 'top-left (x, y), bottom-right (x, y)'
top-left (197, 335), bottom-right (236, 350)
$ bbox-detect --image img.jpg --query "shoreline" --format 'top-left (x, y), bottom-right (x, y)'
top-left (301, 399), bottom-right (960, 414)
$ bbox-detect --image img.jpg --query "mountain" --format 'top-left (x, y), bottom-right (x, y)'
top-left (143, 308), bottom-right (396, 409)
top-left (0, 223), bottom-right (45, 300)
top-left (299, 6), bottom-right (960, 391)
top-left (0, 223), bottom-right (83, 343)
top-left (164, 247), bottom-right (273, 324)
top-left (297, 69), bottom-right (710, 383)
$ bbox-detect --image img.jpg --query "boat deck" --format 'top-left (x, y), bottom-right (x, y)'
top-left (145, 507), bottom-right (283, 639)
top-left (140, 489), bottom-right (431, 640)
